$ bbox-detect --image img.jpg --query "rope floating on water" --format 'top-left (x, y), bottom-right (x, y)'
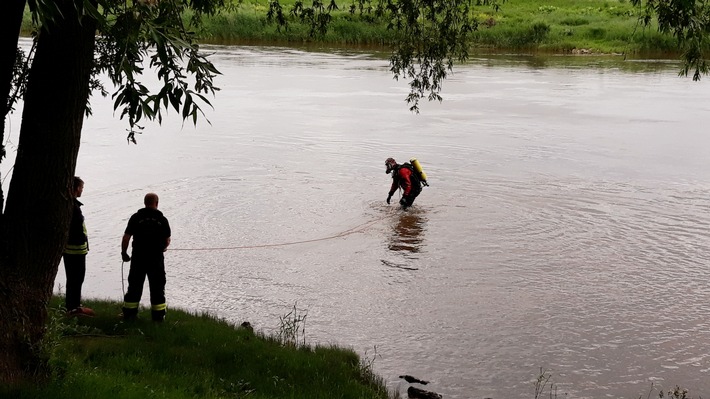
top-left (168, 218), bottom-right (380, 251)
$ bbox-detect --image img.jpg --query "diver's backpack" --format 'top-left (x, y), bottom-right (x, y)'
top-left (401, 163), bottom-right (423, 192)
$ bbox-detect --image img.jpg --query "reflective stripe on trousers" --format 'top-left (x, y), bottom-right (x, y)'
top-left (64, 243), bottom-right (88, 255)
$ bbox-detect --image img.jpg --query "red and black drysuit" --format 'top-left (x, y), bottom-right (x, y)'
top-left (388, 163), bottom-right (422, 209)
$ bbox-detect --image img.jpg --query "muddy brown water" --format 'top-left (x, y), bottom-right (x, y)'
top-left (7, 40), bottom-right (710, 398)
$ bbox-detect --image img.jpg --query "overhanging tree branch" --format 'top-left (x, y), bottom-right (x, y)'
top-left (633, 0), bottom-right (710, 80)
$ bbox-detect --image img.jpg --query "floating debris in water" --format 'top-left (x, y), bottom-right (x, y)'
top-left (399, 375), bottom-right (429, 385)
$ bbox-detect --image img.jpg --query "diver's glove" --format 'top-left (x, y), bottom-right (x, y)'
top-left (386, 193), bottom-right (392, 204)
top-left (399, 196), bottom-right (408, 207)
top-left (121, 252), bottom-right (131, 262)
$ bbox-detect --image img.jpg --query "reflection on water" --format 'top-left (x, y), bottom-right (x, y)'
top-left (470, 52), bottom-right (683, 74)
top-left (387, 210), bottom-right (427, 256)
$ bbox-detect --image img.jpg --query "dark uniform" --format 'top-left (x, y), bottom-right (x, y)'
top-left (122, 207), bottom-right (171, 321)
top-left (63, 198), bottom-right (88, 311)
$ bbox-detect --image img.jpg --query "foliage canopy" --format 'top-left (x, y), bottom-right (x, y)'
top-left (20, 0), bottom-right (224, 142)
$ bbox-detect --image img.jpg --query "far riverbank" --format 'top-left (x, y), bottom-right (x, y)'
top-left (19, 0), bottom-right (689, 56)
top-left (191, 0), bottom-right (682, 56)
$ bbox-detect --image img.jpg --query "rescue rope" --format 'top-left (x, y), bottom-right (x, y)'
top-left (168, 218), bottom-right (381, 251)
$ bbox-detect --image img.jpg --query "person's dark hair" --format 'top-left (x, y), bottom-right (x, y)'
top-left (144, 193), bottom-right (159, 207)
top-left (73, 176), bottom-right (84, 191)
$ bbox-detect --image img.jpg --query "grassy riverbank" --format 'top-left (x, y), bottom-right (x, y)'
top-left (3, 297), bottom-right (393, 399)
top-left (2, 298), bottom-right (701, 399)
top-left (192, 0), bottom-right (678, 55)
top-left (17, 0), bottom-right (681, 55)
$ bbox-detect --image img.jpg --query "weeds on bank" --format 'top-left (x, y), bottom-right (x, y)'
top-left (5, 297), bottom-right (394, 399)
top-left (534, 368), bottom-right (560, 399)
top-left (277, 302), bottom-right (307, 347)
top-left (643, 383), bottom-right (693, 399)
top-left (359, 346), bottom-right (399, 399)
top-left (533, 368), bottom-right (700, 399)
top-left (273, 304), bottom-right (397, 398)
top-left (359, 345), bottom-right (381, 380)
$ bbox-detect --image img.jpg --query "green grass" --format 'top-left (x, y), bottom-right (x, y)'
top-left (2, 297), bottom-right (394, 399)
top-left (188, 0), bottom-right (686, 55)
top-left (18, 0), bottom-right (690, 54)
top-left (190, 2), bottom-right (396, 46)
top-left (473, 0), bottom-right (678, 53)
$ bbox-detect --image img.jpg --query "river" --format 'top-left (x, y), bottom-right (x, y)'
top-left (6, 40), bottom-right (710, 398)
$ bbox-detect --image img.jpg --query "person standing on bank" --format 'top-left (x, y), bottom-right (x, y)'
top-left (121, 193), bottom-right (171, 322)
top-left (63, 176), bottom-right (95, 317)
top-left (385, 158), bottom-right (422, 210)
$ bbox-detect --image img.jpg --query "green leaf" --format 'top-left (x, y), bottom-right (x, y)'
top-left (182, 94), bottom-right (193, 120)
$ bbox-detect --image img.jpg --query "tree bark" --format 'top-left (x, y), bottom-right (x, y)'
top-left (0, 0), bottom-right (96, 384)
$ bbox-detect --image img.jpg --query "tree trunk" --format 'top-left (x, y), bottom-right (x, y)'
top-left (0, 0), bottom-right (96, 384)
top-left (0, 0), bottom-right (28, 212)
